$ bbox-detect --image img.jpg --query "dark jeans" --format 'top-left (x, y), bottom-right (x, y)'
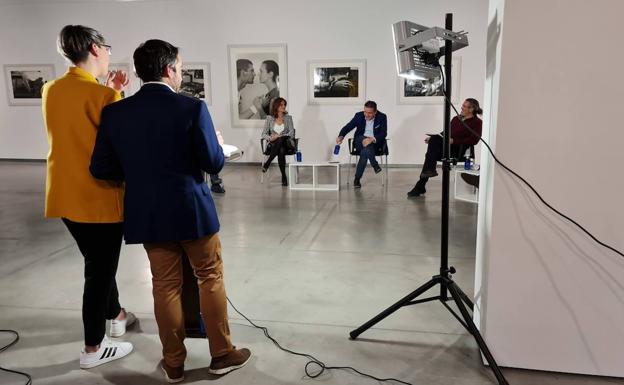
top-left (354, 135), bottom-right (380, 179)
top-left (62, 218), bottom-right (123, 346)
top-left (417, 135), bottom-right (461, 188)
top-left (264, 136), bottom-right (293, 178)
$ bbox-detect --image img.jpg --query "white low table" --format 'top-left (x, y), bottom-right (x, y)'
top-left (454, 168), bottom-right (480, 203)
top-left (289, 162), bottom-right (340, 191)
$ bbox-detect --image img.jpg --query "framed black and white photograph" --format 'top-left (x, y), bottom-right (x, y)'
top-left (4, 64), bottom-right (55, 106)
top-left (228, 44), bottom-right (288, 128)
top-left (180, 62), bottom-right (212, 105)
top-left (397, 57), bottom-right (461, 104)
top-left (97, 63), bottom-right (134, 98)
top-left (307, 60), bottom-right (366, 105)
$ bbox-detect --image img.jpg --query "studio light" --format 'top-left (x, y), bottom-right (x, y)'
top-left (392, 20), bottom-right (469, 80)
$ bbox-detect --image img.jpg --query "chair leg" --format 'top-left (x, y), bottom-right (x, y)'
top-left (261, 155), bottom-right (270, 184)
top-left (347, 154), bottom-right (352, 185)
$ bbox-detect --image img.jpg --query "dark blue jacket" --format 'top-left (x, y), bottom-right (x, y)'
top-left (338, 111), bottom-right (387, 147)
top-left (90, 83), bottom-right (224, 244)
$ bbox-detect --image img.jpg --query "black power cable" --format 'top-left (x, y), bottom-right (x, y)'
top-left (437, 63), bottom-right (624, 259)
top-left (226, 298), bottom-right (416, 385)
top-left (0, 330), bottom-right (32, 385)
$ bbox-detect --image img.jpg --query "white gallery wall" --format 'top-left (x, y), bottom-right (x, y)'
top-left (0, 0), bottom-right (488, 163)
top-left (475, 0), bottom-right (624, 377)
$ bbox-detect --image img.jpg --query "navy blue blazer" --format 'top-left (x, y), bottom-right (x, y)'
top-left (90, 83), bottom-right (224, 244)
top-left (338, 111), bottom-right (387, 147)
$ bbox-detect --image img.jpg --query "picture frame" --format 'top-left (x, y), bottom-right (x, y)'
top-left (4, 64), bottom-right (55, 106)
top-left (228, 44), bottom-right (288, 128)
top-left (180, 62), bottom-right (212, 105)
top-left (396, 57), bottom-right (462, 104)
top-left (307, 59), bottom-right (366, 105)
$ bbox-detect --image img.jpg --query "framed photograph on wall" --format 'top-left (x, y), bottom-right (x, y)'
top-left (180, 62), bottom-right (212, 105)
top-left (307, 59), bottom-right (366, 105)
top-left (4, 64), bottom-right (55, 106)
top-left (228, 44), bottom-right (288, 128)
top-left (397, 57), bottom-right (461, 104)
top-left (97, 63), bottom-right (134, 98)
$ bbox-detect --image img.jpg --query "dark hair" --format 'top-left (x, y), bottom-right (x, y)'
top-left (133, 39), bottom-right (179, 83)
top-left (236, 59), bottom-right (252, 76)
top-left (465, 98), bottom-right (483, 115)
top-left (364, 100), bottom-right (377, 110)
top-left (270, 97), bottom-right (287, 118)
top-left (57, 25), bottom-right (106, 64)
top-left (262, 60), bottom-right (279, 82)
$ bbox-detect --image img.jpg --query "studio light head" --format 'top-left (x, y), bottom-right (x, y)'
top-left (392, 21), bottom-right (469, 80)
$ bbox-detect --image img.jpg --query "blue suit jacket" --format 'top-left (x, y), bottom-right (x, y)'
top-left (90, 83), bottom-right (224, 244)
top-left (338, 111), bottom-right (387, 148)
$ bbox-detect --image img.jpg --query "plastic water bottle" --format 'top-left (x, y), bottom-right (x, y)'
top-left (464, 156), bottom-right (471, 170)
top-left (296, 150), bottom-right (302, 162)
top-left (334, 144), bottom-right (340, 155)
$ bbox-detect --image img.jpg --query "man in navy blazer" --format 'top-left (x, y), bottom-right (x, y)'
top-left (90, 39), bottom-right (250, 381)
top-left (336, 101), bottom-right (387, 188)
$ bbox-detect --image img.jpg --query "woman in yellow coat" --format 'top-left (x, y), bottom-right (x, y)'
top-left (42, 25), bottom-right (135, 369)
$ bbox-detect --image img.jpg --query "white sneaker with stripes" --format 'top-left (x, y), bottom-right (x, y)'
top-left (80, 336), bottom-right (133, 369)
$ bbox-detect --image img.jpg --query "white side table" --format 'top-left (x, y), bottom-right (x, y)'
top-left (454, 168), bottom-right (480, 203)
top-left (289, 163), bottom-right (340, 191)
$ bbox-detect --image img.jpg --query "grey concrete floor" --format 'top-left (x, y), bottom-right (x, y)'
top-left (0, 161), bottom-right (622, 385)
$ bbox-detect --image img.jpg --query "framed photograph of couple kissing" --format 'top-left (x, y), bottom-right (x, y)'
top-left (228, 44), bottom-right (288, 128)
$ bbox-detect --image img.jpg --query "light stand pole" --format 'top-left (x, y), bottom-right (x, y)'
top-left (349, 13), bottom-right (509, 385)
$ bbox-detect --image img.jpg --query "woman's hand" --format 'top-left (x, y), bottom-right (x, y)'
top-left (106, 70), bottom-right (129, 92)
top-left (270, 133), bottom-right (280, 142)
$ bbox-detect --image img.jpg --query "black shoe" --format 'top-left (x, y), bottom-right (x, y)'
top-left (420, 169), bottom-right (438, 178)
top-left (373, 165), bottom-right (382, 174)
top-left (211, 184), bottom-right (225, 194)
top-left (407, 181), bottom-right (426, 198)
top-left (460, 173), bottom-right (480, 188)
top-left (353, 177), bottom-right (361, 189)
top-left (282, 176), bottom-right (288, 186)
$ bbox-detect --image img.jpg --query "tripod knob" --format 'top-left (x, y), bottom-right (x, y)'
top-left (449, 266), bottom-right (456, 274)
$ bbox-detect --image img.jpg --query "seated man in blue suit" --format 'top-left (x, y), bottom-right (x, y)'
top-left (336, 101), bottom-right (387, 188)
top-left (90, 39), bottom-right (251, 382)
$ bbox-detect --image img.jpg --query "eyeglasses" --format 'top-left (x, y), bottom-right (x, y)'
top-left (100, 44), bottom-right (112, 55)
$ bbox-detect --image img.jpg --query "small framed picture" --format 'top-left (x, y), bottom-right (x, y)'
top-left (180, 62), bottom-right (212, 105)
top-left (307, 59), bottom-right (366, 105)
top-left (228, 44), bottom-right (288, 128)
top-left (397, 57), bottom-right (461, 104)
top-left (4, 64), bottom-right (55, 106)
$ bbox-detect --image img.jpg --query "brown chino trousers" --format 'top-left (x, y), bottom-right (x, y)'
top-left (144, 233), bottom-right (234, 367)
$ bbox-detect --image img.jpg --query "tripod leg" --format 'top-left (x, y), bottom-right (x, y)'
top-left (450, 280), bottom-right (475, 310)
top-left (350, 277), bottom-right (439, 340)
top-left (446, 280), bottom-right (509, 385)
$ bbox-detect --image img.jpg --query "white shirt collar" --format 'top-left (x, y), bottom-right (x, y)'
top-left (142, 81), bottom-right (176, 93)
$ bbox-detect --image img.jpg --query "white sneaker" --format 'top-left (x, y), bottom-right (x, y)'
top-left (80, 336), bottom-right (133, 369)
top-left (110, 309), bottom-right (137, 338)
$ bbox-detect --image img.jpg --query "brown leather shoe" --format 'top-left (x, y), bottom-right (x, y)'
top-left (208, 348), bottom-right (252, 375)
top-left (160, 359), bottom-right (184, 383)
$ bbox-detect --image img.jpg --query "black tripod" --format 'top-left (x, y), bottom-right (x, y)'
top-left (349, 14), bottom-right (509, 385)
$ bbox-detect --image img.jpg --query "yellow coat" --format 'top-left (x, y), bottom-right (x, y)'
top-left (42, 66), bottom-right (124, 223)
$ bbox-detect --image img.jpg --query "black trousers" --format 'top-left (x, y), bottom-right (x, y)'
top-left (264, 136), bottom-right (292, 177)
top-left (62, 218), bottom-right (123, 346)
top-left (417, 135), bottom-right (461, 188)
